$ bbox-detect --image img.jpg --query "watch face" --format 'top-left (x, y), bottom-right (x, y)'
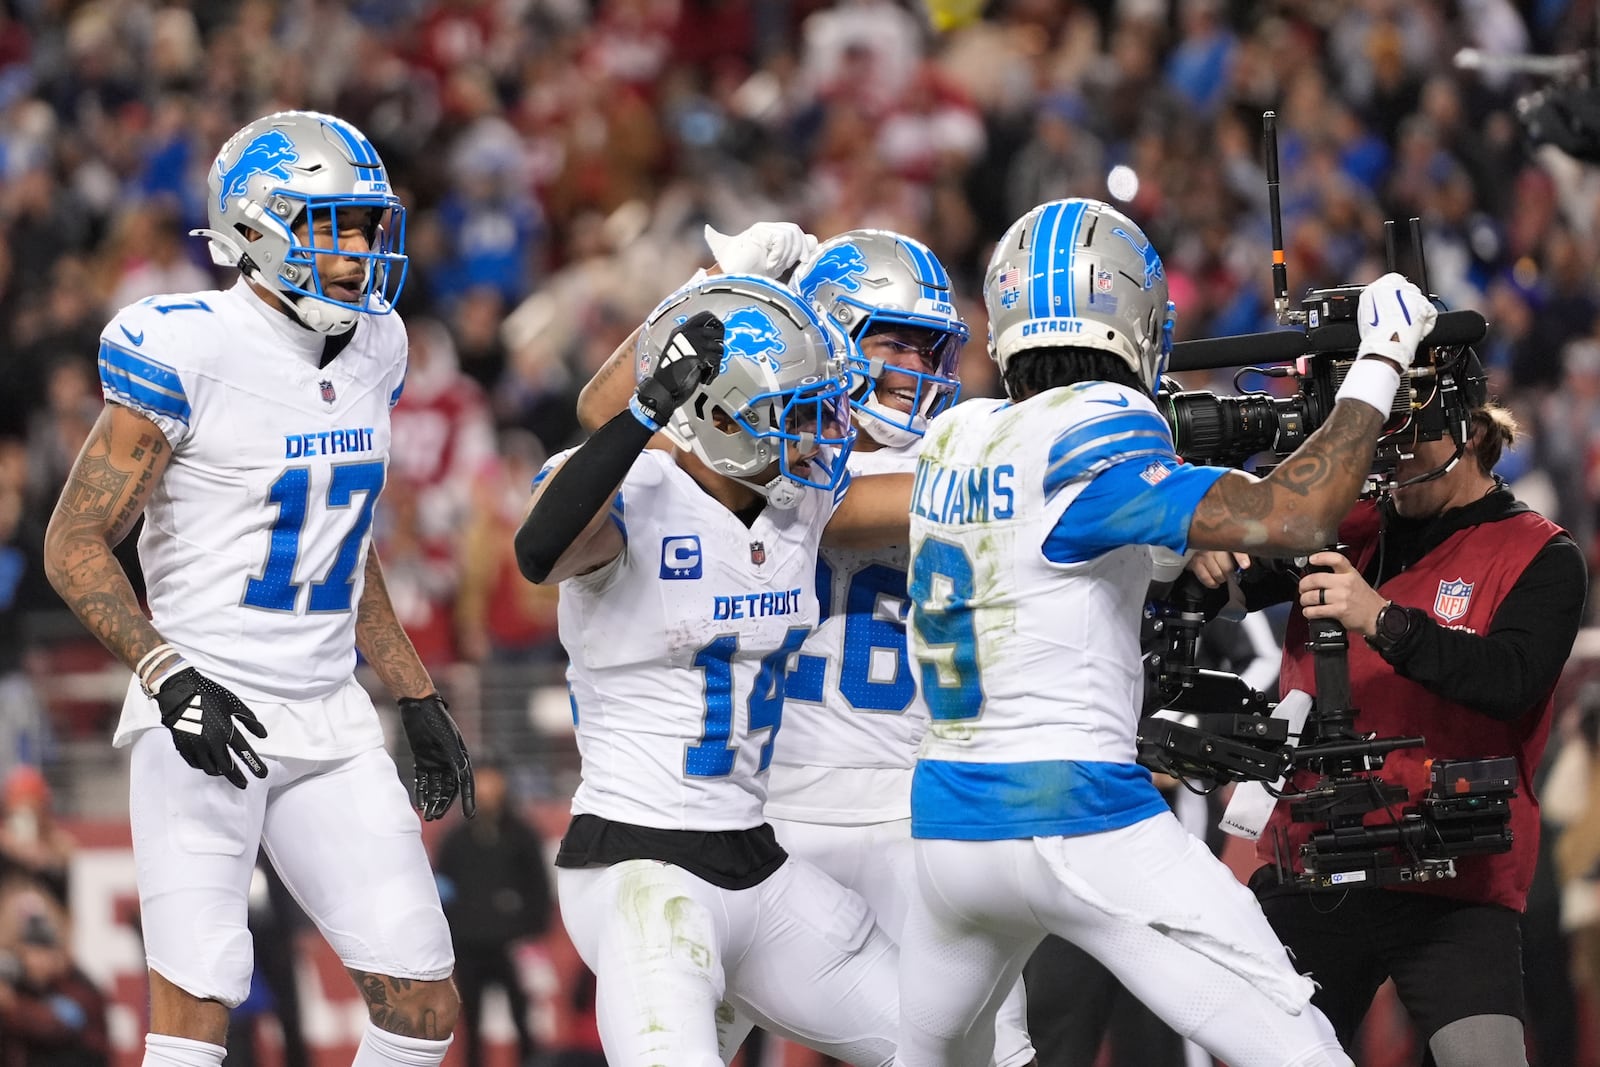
top-left (1381, 606), bottom-right (1409, 641)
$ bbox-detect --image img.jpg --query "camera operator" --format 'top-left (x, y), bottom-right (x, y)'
top-left (1192, 401), bottom-right (1587, 1067)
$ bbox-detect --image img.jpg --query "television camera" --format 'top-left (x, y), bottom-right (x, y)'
top-left (1135, 113), bottom-right (1516, 891)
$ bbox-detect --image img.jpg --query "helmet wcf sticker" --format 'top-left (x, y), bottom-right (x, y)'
top-left (799, 244), bottom-right (869, 301)
top-left (720, 305), bottom-right (785, 374)
top-left (1433, 578), bottom-right (1473, 622)
top-left (996, 264), bottom-right (1023, 310)
top-left (218, 130), bottom-right (300, 212)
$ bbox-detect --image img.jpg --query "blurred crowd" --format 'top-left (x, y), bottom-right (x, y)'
top-left (5, 0), bottom-right (1600, 1061)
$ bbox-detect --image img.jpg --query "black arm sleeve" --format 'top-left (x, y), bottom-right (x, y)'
top-left (1382, 535), bottom-right (1587, 720)
top-left (513, 410), bottom-right (654, 584)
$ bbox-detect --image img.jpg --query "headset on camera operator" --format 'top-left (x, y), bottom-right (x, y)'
top-left (1191, 392), bottom-right (1587, 1067)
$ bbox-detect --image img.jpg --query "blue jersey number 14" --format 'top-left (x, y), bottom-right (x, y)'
top-left (242, 460), bottom-right (386, 613)
top-left (686, 627), bottom-right (811, 778)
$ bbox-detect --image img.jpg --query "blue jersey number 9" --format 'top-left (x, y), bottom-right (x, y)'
top-left (908, 538), bottom-right (985, 721)
top-left (242, 460), bottom-right (386, 613)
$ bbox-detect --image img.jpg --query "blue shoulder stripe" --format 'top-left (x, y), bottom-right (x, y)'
top-left (609, 490), bottom-right (627, 544)
top-left (389, 379), bottom-right (404, 408)
top-left (1044, 409), bottom-right (1174, 499)
top-left (97, 340), bottom-right (191, 423)
top-left (1042, 456), bottom-right (1228, 563)
top-left (833, 467), bottom-right (854, 506)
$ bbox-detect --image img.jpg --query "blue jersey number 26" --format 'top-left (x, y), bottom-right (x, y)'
top-left (908, 537), bottom-right (985, 721)
top-left (786, 560), bottom-right (916, 713)
top-left (242, 460), bottom-right (386, 613)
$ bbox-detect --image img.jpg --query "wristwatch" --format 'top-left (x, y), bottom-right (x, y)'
top-left (1367, 601), bottom-right (1416, 654)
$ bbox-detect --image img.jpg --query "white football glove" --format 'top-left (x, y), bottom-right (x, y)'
top-left (1355, 273), bottom-right (1437, 371)
top-left (704, 222), bottom-right (819, 279)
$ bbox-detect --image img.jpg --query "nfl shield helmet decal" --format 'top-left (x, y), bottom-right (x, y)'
top-left (1433, 578), bottom-right (1474, 622)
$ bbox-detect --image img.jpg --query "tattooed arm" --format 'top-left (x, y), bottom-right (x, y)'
top-left (354, 548), bottom-right (434, 700)
top-left (576, 324), bottom-right (642, 432)
top-left (43, 404), bottom-right (174, 670)
top-left (1187, 398), bottom-right (1386, 554)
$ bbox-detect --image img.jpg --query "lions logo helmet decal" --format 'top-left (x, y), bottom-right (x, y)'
top-left (217, 129), bottom-right (300, 212)
top-left (798, 244), bottom-right (870, 302)
top-left (719, 305), bottom-right (786, 374)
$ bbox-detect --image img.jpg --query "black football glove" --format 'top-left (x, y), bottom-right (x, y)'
top-left (632, 310), bottom-right (725, 430)
top-left (154, 668), bottom-right (269, 790)
top-left (399, 693), bottom-right (476, 821)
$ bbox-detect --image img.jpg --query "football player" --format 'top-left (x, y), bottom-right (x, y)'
top-left (43, 112), bottom-right (474, 1067)
top-left (897, 197), bottom-right (1436, 1067)
top-left (573, 223), bottom-right (1036, 1064)
top-left (516, 274), bottom-right (911, 1066)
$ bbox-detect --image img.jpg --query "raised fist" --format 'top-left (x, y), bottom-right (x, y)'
top-left (1356, 273), bottom-right (1438, 371)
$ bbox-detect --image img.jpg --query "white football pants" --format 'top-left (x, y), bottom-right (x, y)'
top-left (557, 856), bottom-right (898, 1067)
top-left (129, 729), bottom-right (453, 1008)
top-left (769, 815), bottom-right (1035, 1066)
top-left (897, 812), bottom-right (1352, 1067)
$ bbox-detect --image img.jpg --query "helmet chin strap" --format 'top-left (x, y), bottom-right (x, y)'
top-left (288, 293), bottom-right (358, 335)
top-left (858, 393), bottom-right (923, 447)
top-left (734, 472), bottom-right (807, 510)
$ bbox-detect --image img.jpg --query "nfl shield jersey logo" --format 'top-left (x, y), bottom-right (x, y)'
top-left (1433, 578), bottom-right (1473, 622)
top-left (750, 541), bottom-right (766, 565)
top-left (318, 379), bottom-right (337, 404)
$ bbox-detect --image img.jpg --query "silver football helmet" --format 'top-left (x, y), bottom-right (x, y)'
top-left (983, 198), bottom-right (1175, 393)
top-left (192, 110), bottom-right (407, 335)
top-left (637, 274), bottom-right (854, 509)
top-left (796, 229), bottom-right (966, 446)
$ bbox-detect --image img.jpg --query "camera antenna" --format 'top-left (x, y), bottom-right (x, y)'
top-left (1264, 112), bottom-right (1305, 325)
top-left (1383, 220), bottom-right (1399, 273)
top-left (1409, 217), bottom-right (1430, 295)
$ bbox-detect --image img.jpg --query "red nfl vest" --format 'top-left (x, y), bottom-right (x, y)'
top-left (1258, 499), bottom-right (1565, 911)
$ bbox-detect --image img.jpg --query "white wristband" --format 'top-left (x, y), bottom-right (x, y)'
top-left (1335, 357), bottom-right (1401, 416)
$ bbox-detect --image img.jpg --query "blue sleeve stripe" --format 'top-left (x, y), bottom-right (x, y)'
top-left (98, 342), bottom-right (191, 423)
top-left (1043, 432), bottom-right (1172, 499)
top-left (1042, 458), bottom-right (1229, 563)
top-left (833, 467), bottom-right (854, 505)
top-left (1049, 409), bottom-right (1172, 465)
top-left (99, 340), bottom-right (184, 393)
top-left (1044, 410), bottom-right (1175, 497)
top-left (608, 490), bottom-right (627, 544)
top-left (389, 379), bottom-right (404, 408)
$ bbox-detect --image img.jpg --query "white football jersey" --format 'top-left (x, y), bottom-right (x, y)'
top-left (766, 443), bottom-right (923, 825)
top-left (906, 382), bottom-right (1227, 841)
top-left (552, 448), bottom-right (846, 832)
top-left (102, 282), bottom-right (406, 750)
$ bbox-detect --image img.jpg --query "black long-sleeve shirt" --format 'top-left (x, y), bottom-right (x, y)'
top-left (1238, 483), bottom-right (1587, 722)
